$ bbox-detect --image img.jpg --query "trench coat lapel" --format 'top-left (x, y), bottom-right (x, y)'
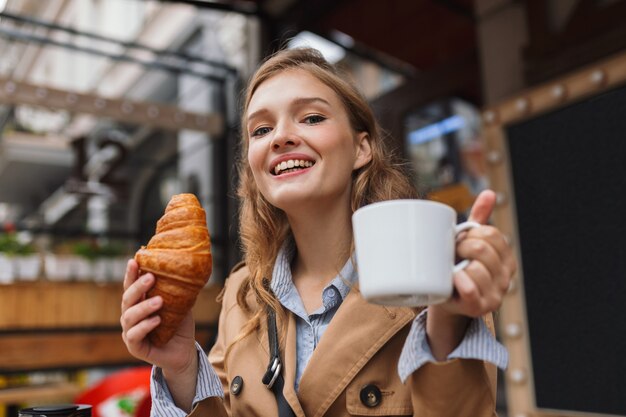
top-left (282, 311), bottom-right (307, 416)
top-left (296, 288), bottom-right (417, 417)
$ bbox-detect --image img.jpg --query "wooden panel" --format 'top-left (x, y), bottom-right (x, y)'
top-left (0, 328), bottom-right (215, 373)
top-left (482, 50), bottom-right (626, 127)
top-left (0, 332), bottom-right (140, 372)
top-left (0, 382), bottom-right (81, 405)
top-left (482, 48), bottom-right (626, 417)
top-left (0, 282), bottom-right (222, 329)
top-left (0, 281), bottom-right (222, 376)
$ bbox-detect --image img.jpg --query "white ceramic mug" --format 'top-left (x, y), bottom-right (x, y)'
top-left (352, 199), bottom-right (480, 307)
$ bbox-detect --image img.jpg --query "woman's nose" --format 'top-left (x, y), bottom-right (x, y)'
top-left (271, 123), bottom-right (299, 150)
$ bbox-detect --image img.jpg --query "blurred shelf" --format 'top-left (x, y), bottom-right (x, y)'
top-left (0, 280), bottom-right (222, 328)
top-left (0, 382), bottom-right (81, 405)
top-left (0, 281), bottom-right (222, 375)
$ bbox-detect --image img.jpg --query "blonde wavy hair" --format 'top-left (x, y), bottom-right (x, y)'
top-left (232, 47), bottom-right (418, 347)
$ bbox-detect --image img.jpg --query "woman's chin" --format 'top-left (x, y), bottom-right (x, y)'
top-left (269, 194), bottom-right (313, 212)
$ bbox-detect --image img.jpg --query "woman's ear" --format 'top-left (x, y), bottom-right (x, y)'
top-left (353, 132), bottom-right (373, 170)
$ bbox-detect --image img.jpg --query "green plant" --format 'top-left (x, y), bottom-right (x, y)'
top-left (98, 241), bottom-right (126, 258)
top-left (0, 233), bottom-right (35, 256)
top-left (70, 241), bottom-right (98, 260)
top-left (16, 242), bottom-right (36, 256)
top-left (0, 233), bottom-right (20, 255)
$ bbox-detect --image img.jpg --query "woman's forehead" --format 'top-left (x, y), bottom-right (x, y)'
top-left (248, 68), bottom-right (338, 108)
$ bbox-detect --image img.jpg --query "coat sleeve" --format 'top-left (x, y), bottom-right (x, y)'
top-left (406, 313), bottom-right (499, 417)
top-left (187, 263), bottom-right (251, 417)
top-left (184, 290), bottom-right (230, 416)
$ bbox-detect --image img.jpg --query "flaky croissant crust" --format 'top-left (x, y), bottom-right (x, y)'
top-left (136, 194), bottom-right (212, 281)
top-left (134, 193), bottom-right (212, 346)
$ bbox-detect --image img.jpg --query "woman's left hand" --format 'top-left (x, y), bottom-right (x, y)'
top-left (426, 190), bottom-right (517, 359)
top-left (441, 189), bottom-right (517, 318)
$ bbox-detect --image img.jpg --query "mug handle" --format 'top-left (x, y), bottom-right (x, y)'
top-left (452, 221), bottom-right (481, 273)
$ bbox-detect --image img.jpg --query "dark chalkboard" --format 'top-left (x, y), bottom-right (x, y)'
top-left (506, 84), bottom-right (626, 416)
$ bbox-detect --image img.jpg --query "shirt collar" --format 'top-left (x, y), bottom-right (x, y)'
top-left (329, 254), bottom-right (357, 300)
top-left (270, 238), bottom-right (358, 302)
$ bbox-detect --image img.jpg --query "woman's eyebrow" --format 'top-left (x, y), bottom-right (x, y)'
top-left (247, 97), bottom-right (332, 124)
top-left (247, 108), bottom-right (269, 125)
top-left (291, 97), bottom-right (331, 108)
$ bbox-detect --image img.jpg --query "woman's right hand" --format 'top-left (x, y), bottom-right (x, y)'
top-left (120, 259), bottom-right (197, 376)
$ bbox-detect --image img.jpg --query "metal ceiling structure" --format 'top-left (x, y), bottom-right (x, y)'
top-left (0, 0), bottom-right (485, 232)
top-left (0, 6), bottom-right (234, 134)
top-left (0, 0), bottom-right (484, 139)
top-left (0, 0), bottom-right (247, 234)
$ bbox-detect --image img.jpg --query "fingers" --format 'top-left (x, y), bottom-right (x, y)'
top-left (120, 275), bottom-right (162, 355)
top-left (121, 294), bottom-right (162, 332)
top-left (453, 266), bottom-right (500, 317)
top-left (467, 225), bottom-right (510, 262)
top-left (461, 226), bottom-right (516, 289)
top-left (453, 263), bottom-right (501, 318)
top-left (123, 312), bottom-right (161, 348)
top-left (120, 260), bottom-right (166, 362)
top-left (468, 190), bottom-right (496, 224)
top-left (456, 234), bottom-right (501, 279)
top-left (121, 271), bottom-right (155, 313)
top-left (452, 223), bottom-right (517, 317)
top-left (123, 259), bottom-right (139, 291)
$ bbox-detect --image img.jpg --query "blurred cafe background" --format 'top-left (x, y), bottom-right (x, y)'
top-left (1, 0), bottom-right (626, 416)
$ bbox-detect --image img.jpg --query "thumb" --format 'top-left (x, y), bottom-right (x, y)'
top-left (468, 190), bottom-right (496, 225)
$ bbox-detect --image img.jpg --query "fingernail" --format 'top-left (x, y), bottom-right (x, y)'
top-left (142, 274), bottom-right (152, 284)
top-left (150, 296), bottom-right (162, 307)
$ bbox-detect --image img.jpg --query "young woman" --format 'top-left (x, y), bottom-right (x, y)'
top-left (121, 47), bottom-right (516, 417)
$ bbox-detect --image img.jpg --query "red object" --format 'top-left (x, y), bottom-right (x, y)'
top-left (75, 367), bottom-right (152, 417)
top-left (135, 394), bottom-right (152, 417)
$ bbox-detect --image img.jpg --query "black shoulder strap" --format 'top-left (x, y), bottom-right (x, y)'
top-left (262, 308), bottom-right (297, 417)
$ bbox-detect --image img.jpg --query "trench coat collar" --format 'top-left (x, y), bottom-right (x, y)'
top-left (260, 240), bottom-right (417, 416)
top-left (281, 287), bottom-right (417, 417)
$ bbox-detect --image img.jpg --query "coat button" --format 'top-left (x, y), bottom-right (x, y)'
top-left (360, 384), bottom-right (381, 407)
top-left (230, 376), bottom-right (244, 396)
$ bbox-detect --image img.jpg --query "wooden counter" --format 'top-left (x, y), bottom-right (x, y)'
top-left (0, 382), bottom-right (81, 405)
top-left (0, 281), bottom-right (222, 328)
top-left (0, 281), bottom-right (222, 373)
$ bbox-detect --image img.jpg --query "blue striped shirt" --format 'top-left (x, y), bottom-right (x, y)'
top-left (150, 242), bottom-right (508, 415)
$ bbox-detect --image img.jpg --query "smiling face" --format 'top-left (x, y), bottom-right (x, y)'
top-left (246, 68), bottom-right (372, 214)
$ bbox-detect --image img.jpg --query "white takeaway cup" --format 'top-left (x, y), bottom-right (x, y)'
top-left (352, 199), bottom-right (480, 307)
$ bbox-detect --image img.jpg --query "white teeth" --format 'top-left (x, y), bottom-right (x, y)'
top-left (273, 159), bottom-right (313, 174)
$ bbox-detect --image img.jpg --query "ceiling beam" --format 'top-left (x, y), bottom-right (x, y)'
top-left (0, 10), bottom-right (236, 75)
top-left (154, 0), bottom-right (259, 16)
top-left (0, 25), bottom-right (225, 83)
top-left (0, 76), bottom-right (223, 135)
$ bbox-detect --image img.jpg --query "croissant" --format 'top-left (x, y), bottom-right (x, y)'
top-left (134, 193), bottom-right (212, 347)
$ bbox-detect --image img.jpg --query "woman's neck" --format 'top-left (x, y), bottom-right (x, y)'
top-left (287, 201), bottom-right (353, 287)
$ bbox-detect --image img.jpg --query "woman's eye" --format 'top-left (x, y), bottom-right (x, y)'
top-left (303, 114), bottom-right (326, 124)
top-left (251, 126), bottom-right (271, 137)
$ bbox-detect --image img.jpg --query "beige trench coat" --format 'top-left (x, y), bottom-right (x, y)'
top-left (189, 264), bottom-right (498, 417)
